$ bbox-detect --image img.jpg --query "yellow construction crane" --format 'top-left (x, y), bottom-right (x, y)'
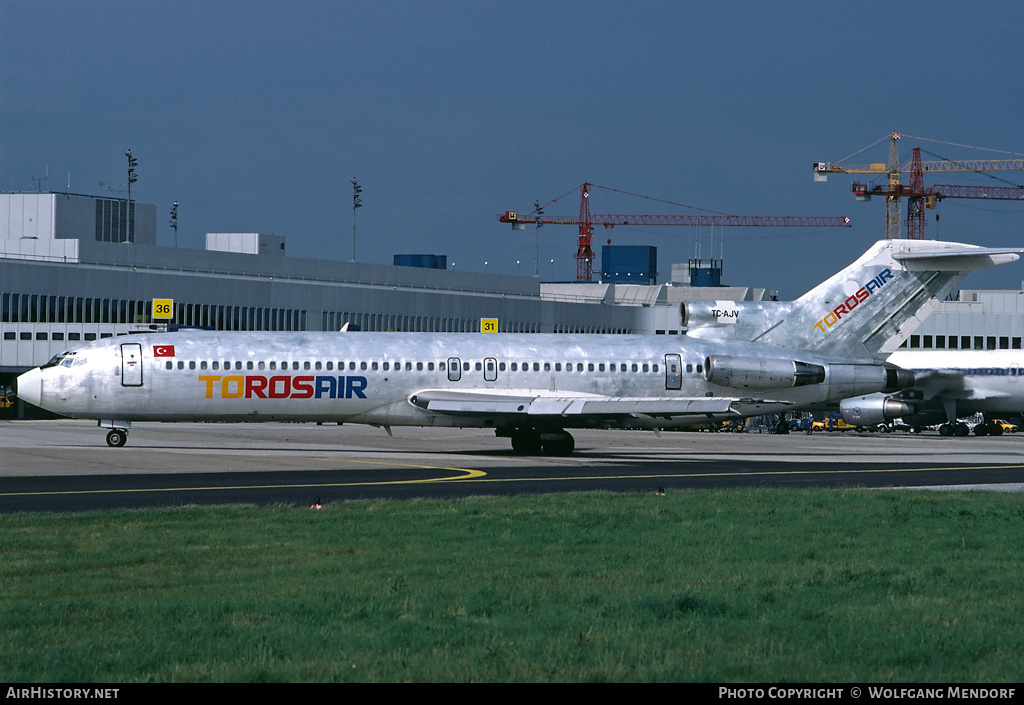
top-left (815, 132), bottom-right (1024, 239)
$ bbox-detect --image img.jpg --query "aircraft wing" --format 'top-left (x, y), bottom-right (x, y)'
top-left (410, 390), bottom-right (790, 419)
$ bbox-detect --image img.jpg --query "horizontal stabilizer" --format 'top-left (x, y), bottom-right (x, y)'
top-left (892, 246), bottom-right (1021, 270)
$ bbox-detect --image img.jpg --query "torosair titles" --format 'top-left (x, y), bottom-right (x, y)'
top-left (812, 268), bottom-right (893, 333)
top-left (198, 375), bottom-right (368, 399)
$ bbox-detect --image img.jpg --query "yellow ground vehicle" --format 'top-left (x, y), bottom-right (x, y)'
top-left (811, 417), bottom-right (859, 432)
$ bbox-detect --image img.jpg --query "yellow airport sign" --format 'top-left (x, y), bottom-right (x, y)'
top-left (153, 299), bottom-right (174, 319)
top-left (481, 318), bottom-right (498, 333)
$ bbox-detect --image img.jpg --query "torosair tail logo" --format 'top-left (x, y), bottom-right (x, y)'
top-left (813, 268), bottom-right (892, 333)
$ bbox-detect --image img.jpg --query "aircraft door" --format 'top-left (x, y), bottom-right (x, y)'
top-left (448, 357), bottom-right (461, 382)
top-left (484, 357), bottom-right (498, 382)
top-left (121, 343), bottom-right (143, 387)
top-left (665, 354), bottom-right (682, 390)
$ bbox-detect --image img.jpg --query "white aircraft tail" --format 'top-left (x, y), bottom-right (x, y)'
top-left (683, 240), bottom-right (1020, 359)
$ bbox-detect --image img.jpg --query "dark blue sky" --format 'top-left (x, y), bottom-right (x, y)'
top-left (3, 0), bottom-right (1022, 297)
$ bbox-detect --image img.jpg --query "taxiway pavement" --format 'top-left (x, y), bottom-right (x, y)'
top-left (2, 420), bottom-right (1023, 513)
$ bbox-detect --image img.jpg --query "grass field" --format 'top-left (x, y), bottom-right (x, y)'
top-left (2, 489), bottom-right (1022, 682)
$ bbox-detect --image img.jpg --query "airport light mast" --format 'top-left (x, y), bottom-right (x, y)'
top-left (125, 149), bottom-right (138, 243)
top-left (169, 201), bottom-right (179, 248)
top-left (351, 177), bottom-right (362, 262)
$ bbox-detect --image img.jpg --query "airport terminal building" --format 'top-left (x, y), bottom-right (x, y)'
top-left (2, 190), bottom-right (1020, 416)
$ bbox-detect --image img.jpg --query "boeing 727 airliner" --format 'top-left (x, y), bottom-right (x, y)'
top-left (16, 239), bottom-right (1020, 452)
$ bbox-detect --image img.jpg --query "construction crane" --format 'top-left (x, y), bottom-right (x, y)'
top-left (815, 132), bottom-right (1024, 239)
top-left (499, 182), bottom-right (852, 282)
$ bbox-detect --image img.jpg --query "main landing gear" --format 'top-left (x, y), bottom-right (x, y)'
top-left (501, 427), bottom-right (576, 456)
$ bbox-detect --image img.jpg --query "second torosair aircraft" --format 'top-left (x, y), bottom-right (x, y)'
top-left (17, 239), bottom-right (1019, 452)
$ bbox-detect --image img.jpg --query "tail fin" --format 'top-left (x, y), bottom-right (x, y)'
top-left (685, 240), bottom-right (1020, 359)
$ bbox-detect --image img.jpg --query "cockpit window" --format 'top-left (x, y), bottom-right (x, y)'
top-left (41, 352), bottom-right (75, 369)
top-left (41, 354), bottom-right (65, 369)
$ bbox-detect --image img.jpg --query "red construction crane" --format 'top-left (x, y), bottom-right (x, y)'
top-left (498, 182), bottom-right (852, 281)
top-left (815, 132), bottom-right (1024, 239)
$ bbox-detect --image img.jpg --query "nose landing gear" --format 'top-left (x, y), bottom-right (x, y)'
top-left (105, 429), bottom-right (128, 447)
top-left (99, 420), bottom-right (132, 448)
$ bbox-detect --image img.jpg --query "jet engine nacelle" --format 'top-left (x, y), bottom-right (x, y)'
top-left (823, 364), bottom-right (914, 399)
top-left (703, 355), bottom-right (826, 389)
top-left (681, 301), bottom-right (744, 329)
top-left (840, 394), bottom-right (915, 426)
top-left (681, 301), bottom-right (786, 342)
top-left (705, 356), bottom-right (914, 399)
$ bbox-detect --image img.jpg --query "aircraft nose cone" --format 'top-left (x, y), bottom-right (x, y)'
top-left (16, 367), bottom-right (43, 408)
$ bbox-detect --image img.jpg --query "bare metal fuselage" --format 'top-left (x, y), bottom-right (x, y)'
top-left (19, 331), bottom-right (892, 429)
